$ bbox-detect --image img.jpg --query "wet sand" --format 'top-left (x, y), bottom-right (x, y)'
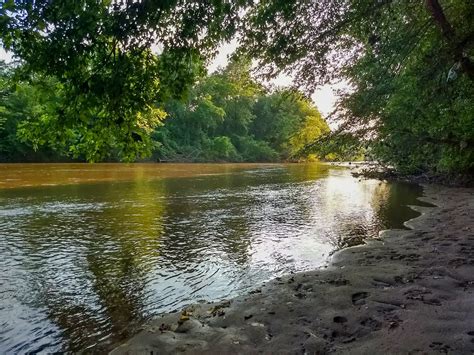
top-left (110, 184), bottom-right (474, 354)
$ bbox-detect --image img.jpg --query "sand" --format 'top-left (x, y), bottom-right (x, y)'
top-left (110, 184), bottom-right (474, 354)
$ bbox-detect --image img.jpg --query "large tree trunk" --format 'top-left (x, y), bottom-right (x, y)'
top-left (425, 0), bottom-right (474, 80)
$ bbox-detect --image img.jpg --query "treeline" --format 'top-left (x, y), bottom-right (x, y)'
top-left (0, 59), bottom-right (339, 163)
top-left (153, 60), bottom-right (331, 162)
top-left (1, 1), bottom-right (473, 177)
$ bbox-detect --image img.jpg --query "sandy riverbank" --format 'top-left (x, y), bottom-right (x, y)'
top-left (110, 184), bottom-right (474, 354)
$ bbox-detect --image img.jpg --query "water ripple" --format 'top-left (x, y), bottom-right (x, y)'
top-left (0, 164), bottom-right (425, 352)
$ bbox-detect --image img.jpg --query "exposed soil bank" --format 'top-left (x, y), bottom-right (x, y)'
top-left (110, 185), bottom-right (474, 354)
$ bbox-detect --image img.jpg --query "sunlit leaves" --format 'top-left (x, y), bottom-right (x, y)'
top-left (0, 0), bottom-right (249, 160)
top-left (154, 60), bottom-right (329, 162)
top-left (241, 0), bottom-right (474, 175)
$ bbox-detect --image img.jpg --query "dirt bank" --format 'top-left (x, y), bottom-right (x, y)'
top-left (110, 184), bottom-right (474, 354)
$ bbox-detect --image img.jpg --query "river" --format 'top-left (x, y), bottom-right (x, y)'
top-left (0, 163), bottom-right (425, 352)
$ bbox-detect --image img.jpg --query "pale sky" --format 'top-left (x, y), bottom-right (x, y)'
top-left (0, 47), bottom-right (13, 62)
top-left (1, 41), bottom-right (344, 120)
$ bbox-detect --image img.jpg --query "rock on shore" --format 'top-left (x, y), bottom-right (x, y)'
top-left (111, 185), bottom-right (474, 354)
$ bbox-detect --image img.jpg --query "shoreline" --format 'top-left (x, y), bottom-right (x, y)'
top-left (110, 184), bottom-right (474, 354)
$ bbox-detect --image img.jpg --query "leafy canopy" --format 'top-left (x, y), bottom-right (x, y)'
top-left (1, 0), bottom-right (248, 161)
top-left (242, 0), bottom-right (474, 175)
top-left (153, 59), bottom-right (329, 162)
top-left (2, 0), bottom-right (473, 173)
top-left (0, 59), bottom-right (330, 163)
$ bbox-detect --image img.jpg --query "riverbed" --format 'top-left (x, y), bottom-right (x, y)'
top-left (0, 163), bottom-right (426, 352)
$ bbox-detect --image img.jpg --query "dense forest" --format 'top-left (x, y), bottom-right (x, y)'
top-left (0, 59), bottom-right (332, 162)
top-left (155, 60), bottom-right (332, 162)
top-left (0, 0), bottom-right (473, 176)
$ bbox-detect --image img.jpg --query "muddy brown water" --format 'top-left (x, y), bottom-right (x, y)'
top-left (0, 163), bottom-right (428, 352)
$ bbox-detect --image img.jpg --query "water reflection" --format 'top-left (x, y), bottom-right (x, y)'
top-left (0, 163), bottom-right (426, 352)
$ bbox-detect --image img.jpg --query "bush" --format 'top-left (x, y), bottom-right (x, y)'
top-left (210, 136), bottom-right (239, 161)
top-left (237, 137), bottom-right (279, 162)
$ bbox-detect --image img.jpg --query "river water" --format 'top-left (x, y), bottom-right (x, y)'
top-left (0, 163), bottom-right (425, 352)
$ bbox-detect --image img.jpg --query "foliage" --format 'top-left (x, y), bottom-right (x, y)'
top-left (4, 0), bottom-right (470, 173)
top-left (0, 0), bottom-right (249, 160)
top-left (209, 136), bottom-right (239, 161)
top-left (236, 136), bottom-right (279, 162)
top-left (242, 0), bottom-right (474, 175)
top-left (0, 61), bottom-right (66, 161)
top-left (153, 60), bottom-right (329, 162)
top-left (0, 61), bottom-right (168, 162)
top-left (1, 59), bottom-right (329, 163)
top-left (301, 132), bottom-right (367, 162)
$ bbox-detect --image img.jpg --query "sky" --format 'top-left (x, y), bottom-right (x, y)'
top-left (1, 41), bottom-right (344, 120)
top-left (0, 47), bottom-right (12, 62)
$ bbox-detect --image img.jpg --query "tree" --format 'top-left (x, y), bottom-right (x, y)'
top-left (1, 0), bottom-right (249, 160)
top-left (153, 59), bottom-right (264, 162)
top-left (153, 60), bottom-right (329, 163)
top-left (241, 0), bottom-right (474, 175)
top-left (0, 61), bottom-right (67, 161)
top-left (251, 90), bottom-right (329, 158)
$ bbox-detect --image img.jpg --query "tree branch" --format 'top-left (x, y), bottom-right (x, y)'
top-left (425, 0), bottom-right (474, 80)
